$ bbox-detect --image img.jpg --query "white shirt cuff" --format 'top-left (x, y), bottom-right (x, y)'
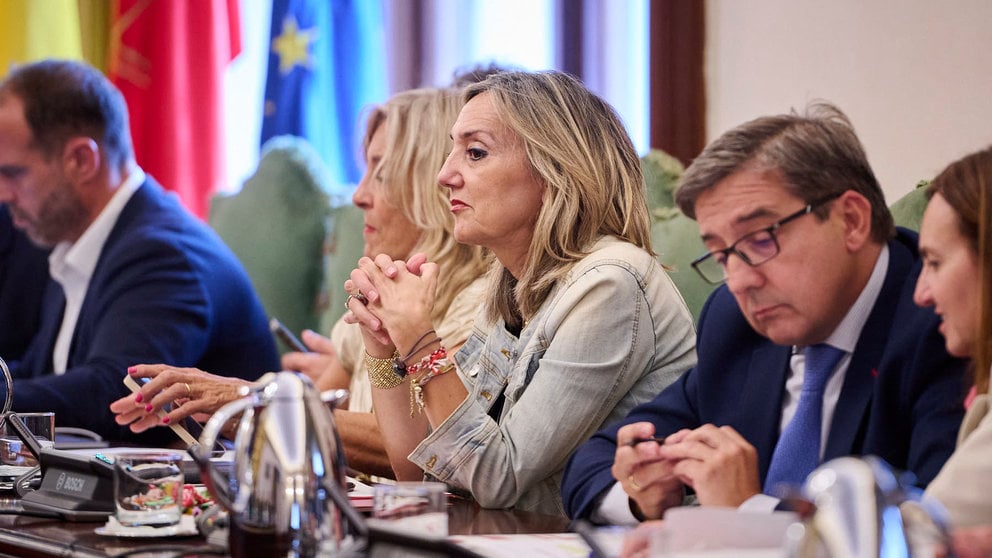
top-left (590, 482), bottom-right (641, 526)
top-left (738, 493), bottom-right (781, 513)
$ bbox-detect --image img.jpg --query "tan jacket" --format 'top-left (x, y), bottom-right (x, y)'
top-left (926, 391), bottom-right (992, 527)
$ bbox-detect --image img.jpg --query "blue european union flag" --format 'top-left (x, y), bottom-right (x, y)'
top-left (260, 0), bottom-right (386, 190)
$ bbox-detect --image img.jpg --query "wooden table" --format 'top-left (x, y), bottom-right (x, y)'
top-left (0, 496), bottom-right (570, 557)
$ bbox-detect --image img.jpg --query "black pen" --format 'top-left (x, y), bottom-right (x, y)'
top-left (625, 436), bottom-right (665, 447)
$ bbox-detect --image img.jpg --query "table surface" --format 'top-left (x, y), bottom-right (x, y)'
top-left (0, 495), bottom-right (571, 557)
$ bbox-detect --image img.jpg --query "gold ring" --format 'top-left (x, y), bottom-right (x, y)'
top-left (628, 474), bottom-right (642, 492)
top-left (184, 382), bottom-right (192, 398)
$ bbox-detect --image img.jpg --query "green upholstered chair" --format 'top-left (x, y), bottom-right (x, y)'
top-left (890, 180), bottom-right (930, 232)
top-left (209, 136), bottom-right (331, 351)
top-left (643, 149), bottom-right (716, 323)
top-left (319, 203), bottom-right (366, 333)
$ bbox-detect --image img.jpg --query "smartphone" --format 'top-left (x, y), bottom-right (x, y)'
top-left (122, 375), bottom-right (199, 448)
top-left (269, 318), bottom-right (309, 353)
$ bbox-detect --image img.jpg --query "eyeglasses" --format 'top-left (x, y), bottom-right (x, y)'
top-left (690, 193), bottom-right (842, 284)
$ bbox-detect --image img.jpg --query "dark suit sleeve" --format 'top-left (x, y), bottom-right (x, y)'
top-left (560, 292), bottom-right (722, 520)
top-left (10, 222), bottom-right (278, 442)
top-left (559, 372), bottom-right (703, 520)
top-left (865, 262), bottom-right (967, 488)
top-left (10, 235), bottom-right (216, 439)
top-left (0, 206), bottom-right (49, 361)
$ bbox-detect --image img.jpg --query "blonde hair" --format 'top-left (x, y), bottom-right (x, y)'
top-left (462, 71), bottom-right (651, 328)
top-left (927, 146), bottom-right (992, 393)
top-left (362, 88), bottom-right (490, 322)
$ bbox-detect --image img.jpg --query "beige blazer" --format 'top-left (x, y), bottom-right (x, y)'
top-left (925, 393), bottom-right (992, 527)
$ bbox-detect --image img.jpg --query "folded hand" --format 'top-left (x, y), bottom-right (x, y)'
top-left (613, 422), bottom-right (684, 520)
top-left (343, 253), bottom-right (438, 356)
top-left (658, 423), bottom-right (761, 507)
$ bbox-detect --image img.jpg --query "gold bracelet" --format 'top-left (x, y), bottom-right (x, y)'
top-left (366, 351), bottom-right (404, 389)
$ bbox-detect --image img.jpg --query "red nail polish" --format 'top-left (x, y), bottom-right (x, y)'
top-left (161, 416), bottom-right (170, 424)
top-left (127, 366), bottom-right (137, 374)
top-left (145, 404), bottom-right (153, 412)
top-left (135, 393), bottom-right (143, 403)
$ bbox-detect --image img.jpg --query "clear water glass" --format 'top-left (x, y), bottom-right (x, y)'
top-left (113, 452), bottom-right (184, 527)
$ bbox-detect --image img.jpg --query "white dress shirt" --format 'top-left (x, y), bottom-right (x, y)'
top-left (49, 169), bottom-right (145, 374)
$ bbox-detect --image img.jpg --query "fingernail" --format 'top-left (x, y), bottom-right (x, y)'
top-left (127, 366), bottom-right (137, 374)
top-left (145, 404), bottom-right (153, 412)
top-left (134, 393), bottom-right (143, 403)
top-left (161, 416), bottom-right (170, 424)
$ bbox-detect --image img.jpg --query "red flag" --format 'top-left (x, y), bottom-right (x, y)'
top-left (107, 0), bottom-right (241, 218)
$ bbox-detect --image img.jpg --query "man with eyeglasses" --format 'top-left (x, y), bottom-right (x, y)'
top-left (562, 102), bottom-right (966, 524)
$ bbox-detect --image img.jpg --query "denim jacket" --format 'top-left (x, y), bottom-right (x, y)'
top-left (408, 236), bottom-right (697, 515)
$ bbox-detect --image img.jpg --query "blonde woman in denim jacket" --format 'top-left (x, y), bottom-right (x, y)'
top-left (345, 71), bottom-right (697, 516)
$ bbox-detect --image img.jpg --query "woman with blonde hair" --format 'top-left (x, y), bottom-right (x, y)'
top-left (111, 87), bottom-right (490, 478)
top-left (346, 71), bottom-right (697, 515)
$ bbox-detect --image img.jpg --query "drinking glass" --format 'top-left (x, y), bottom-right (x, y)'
top-left (0, 412), bottom-right (54, 472)
top-left (113, 452), bottom-right (184, 527)
top-left (370, 481), bottom-right (448, 537)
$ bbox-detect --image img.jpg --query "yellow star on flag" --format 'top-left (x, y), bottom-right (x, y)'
top-left (271, 15), bottom-right (316, 74)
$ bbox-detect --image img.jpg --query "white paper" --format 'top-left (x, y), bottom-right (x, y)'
top-left (658, 506), bottom-right (799, 555)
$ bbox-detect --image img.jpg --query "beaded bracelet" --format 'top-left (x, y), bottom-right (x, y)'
top-left (406, 347), bottom-right (447, 377)
top-left (409, 347), bottom-right (455, 416)
top-left (366, 350), bottom-right (404, 389)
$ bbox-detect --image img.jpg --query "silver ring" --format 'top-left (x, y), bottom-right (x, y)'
top-left (345, 292), bottom-right (368, 309)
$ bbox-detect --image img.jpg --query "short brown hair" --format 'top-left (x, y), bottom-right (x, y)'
top-left (676, 102), bottom-right (894, 243)
top-left (0, 59), bottom-right (133, 169)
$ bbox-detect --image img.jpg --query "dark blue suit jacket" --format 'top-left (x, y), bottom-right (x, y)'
top-left (562, 229), bottom-right (967, 520)
top-left (9, 178), bottom-right (280, 442)
top-left (0, 205), bottom-right (49, 361)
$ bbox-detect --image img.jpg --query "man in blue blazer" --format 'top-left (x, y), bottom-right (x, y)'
top-left (562, 103), bottom-right (966, 524)
top-left (0, 60), bottom-right (279, 442)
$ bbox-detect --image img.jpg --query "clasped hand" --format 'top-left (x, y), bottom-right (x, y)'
top-left (614, 422), bottom-right (762, 519)
top-left (343, 253), bottom-right (438, 354)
